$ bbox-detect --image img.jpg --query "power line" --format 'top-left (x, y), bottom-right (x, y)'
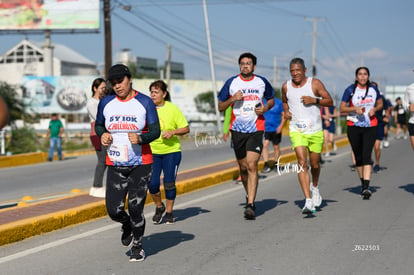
top-left (112, 0), bottom-right (355, 83)
top-left (129, 0), bottom-right (315, 7)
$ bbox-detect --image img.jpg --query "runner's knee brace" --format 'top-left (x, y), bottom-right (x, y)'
top-left (164, 181), bottom-right (176, 191)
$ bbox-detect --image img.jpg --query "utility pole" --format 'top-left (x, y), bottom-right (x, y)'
top-left (104, 0), bottom-right (112, 78)
top-left (360, 55), bottom-right (365, 67)
top-left (305, 17), bottom-right (324, 77)
top-left (166, 44), bottom-right (171, 90)
top-left (273, 56), bottom-right (279, 89)
top-left (43, 30), bottom-right (54, 76)
top-left (202, 0), bottom-right (221, 135)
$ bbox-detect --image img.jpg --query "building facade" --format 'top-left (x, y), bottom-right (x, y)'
top-left (0, 39), bottom-right (97, 86)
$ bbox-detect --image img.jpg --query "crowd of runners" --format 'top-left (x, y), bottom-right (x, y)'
top-left (34, 53), bottom-right (411, 263)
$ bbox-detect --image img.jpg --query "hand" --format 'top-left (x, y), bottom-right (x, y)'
top-left (232, 90), bottom-right (244, 102)
top-left (284, 111), bottom-right (292, 120)
top-left (128, 133), bottom-right (140, 144)
top-left (255, 104), bottom-right (264, 115)
top-left (368, 108), bottom-right (376, 117)
top-left (276, 126), bottom-right (282, 134)
top-left (300, 96), bottom-right (316, 105)
top-left (324, 120), bottom-right (330, 127)
top-left (223, 133), bottom-right (229, 142)
top-left (101, 132), bottom-right (113, 146)
top-left (161, 130), bottom-right (175, 140)
top-left (355, 106), bottom-right (365, 115)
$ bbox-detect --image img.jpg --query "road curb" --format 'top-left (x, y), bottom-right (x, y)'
top-left (0, 137), bottom-right (349, 246)
top-left (0, 149), bottom-right (96, 169)
top-left (0, 200), bottom-right (106, 246)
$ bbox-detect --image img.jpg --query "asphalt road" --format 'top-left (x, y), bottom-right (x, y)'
top-left (0, 137), bottom-right (412, 274)
top-left (0, 135), bottom-right (292, 204)
top-left (0, 137), bottom-right (235, 203)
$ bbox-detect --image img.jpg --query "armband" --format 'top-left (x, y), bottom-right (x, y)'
top-left (316, 98), bottom-right (320, 105)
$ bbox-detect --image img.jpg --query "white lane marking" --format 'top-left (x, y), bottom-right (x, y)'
top-left (0, 186), bottom-right (240, 264)
top-left (0, 224), bottom-right (117, 264)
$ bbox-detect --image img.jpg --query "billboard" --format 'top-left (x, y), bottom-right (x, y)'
top-left (21, 75), bottom-right (93, 114)
top-left (0, 0), bottom-right (99, 30)
top-left (20, 76), bottom-right (223, 120)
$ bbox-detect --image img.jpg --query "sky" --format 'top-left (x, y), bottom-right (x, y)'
top-left (1, 0), bottom-right (413, 100)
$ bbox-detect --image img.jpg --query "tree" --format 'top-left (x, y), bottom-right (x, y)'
top-left (194, 91), bottom-right (215, 114)
top-left (274, 87), bottom-right (282, 99)
top-left (0, 94), bottom-right (8, 129)
top-left (0, 81), bottom-right (39, 154)
top-left (0, 81), bottom-right (36, 127)
top-left (127, 61), bottom-right (138, 78)
top-left (7, 127), bottom-right (40, 154)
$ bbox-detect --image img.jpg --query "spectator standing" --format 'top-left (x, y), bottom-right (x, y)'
top-left (47, 113), bottom-right (64, 161)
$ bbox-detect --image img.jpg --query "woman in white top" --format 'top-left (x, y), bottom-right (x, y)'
top-left (86, 78), bottom-right (107, 198)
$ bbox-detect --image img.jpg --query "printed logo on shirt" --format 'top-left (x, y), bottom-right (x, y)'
top-left (242, 88), bottom-right (260, 94)
top-left (108, 115), bottom-right (139, 131)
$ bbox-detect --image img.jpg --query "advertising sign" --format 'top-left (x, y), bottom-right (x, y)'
top-left (0, 0), bottom-right (99, 30)
top-left (21, 75), bottom-right (93, 114)
top-left (21, 76), bottom-right (223, 121)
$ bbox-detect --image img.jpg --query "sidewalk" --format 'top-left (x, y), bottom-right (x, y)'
top-left (0, 136), bottom-right (349, 246)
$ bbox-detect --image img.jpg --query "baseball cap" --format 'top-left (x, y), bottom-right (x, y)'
top-left (107, 64), bottom-right (131, 80)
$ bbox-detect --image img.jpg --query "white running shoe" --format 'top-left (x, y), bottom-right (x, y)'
top-left (383, 140), bottom-right (389, 148)
top-left (89, 187), bottom-right (106, 198)
top-left (302, 198), bottom-right (315, 214)
top-left (311, 184), bottom-right (322, 207)
top-left (324, 152), bottom-right (330, 158)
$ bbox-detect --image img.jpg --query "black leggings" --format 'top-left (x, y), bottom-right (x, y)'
top-left (347, 126), bottom-right (377, 166)
top-left (105, 164), bottom-right (152, 245)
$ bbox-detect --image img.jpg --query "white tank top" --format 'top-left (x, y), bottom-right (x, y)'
top-left (286, 77), bottom-right (322, 134)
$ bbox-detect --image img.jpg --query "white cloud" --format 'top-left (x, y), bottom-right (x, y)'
top-left (359, 48), bottom-right (388, 60)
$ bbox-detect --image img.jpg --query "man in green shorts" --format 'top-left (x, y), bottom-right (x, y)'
top-left (282, 58), bottom-right (333, 214)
